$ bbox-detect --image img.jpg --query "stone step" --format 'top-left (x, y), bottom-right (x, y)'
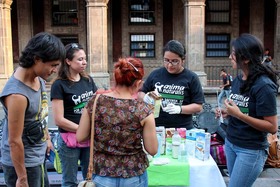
top-left (221, 168), bottom-right (280, 187)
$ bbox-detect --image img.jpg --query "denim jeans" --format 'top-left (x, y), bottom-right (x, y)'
top-left (225, 138), bottom-right (267, 187)
top-left (218, 89), bottom-right (231, 107)
top-left (57, 133), bottom-right (90, 187)
top-left (2, 164), bottom-right (46, 187)
top-left (92, 171), bottom-right (148, 187)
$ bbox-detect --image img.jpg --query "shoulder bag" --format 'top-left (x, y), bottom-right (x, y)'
top-left (266, 133), bottom-right (280, 168)
top-left (78, 94), bottom-right (100, 187)
top-left (60, 132), bottom-right (90, 148)
top-left (210, 134), bottom-right (227, 165)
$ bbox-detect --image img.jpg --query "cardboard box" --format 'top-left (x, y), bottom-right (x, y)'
top-left (185, 129), bottom-right (197, 158)
top-left (195, 132), bottom-right (211, 161)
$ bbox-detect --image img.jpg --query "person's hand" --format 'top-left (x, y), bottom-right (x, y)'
top-left (163, 103), bottom-right (181, 114)
top-left (215, 107), bottom-right (228, 119)
top-left (143, 92), bottom-right (154, 105)
top-left (224, 99), bottom-right (242, 119)
top-left (16, 175), bottom-right (29, 187)
top-left (46, 138), bottom-right (54, 156)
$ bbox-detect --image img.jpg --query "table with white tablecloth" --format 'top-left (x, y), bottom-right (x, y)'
top-left (188, 156), bottom-right (226, 187)
top-left (148, 155), bottom-right (226, 187)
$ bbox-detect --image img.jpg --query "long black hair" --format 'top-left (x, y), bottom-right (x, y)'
top-left (231, 33), bottom-right (279, 94)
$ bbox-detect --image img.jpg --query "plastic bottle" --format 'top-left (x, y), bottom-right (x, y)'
top-left (165, 138), bottom-right (172, 156)
top-left (172, 130), bottom-right (181, 159)
top-left (178, 140), bottom-right (188, 162)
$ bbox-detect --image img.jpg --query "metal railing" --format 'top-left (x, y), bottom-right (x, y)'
top-left (205, 65), bottom-right (238, 87)
top-left (205, 62), bottom-right (280, 87)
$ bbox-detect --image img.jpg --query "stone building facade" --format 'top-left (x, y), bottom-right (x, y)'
top-left (0, 0), bottom-right (279, 90)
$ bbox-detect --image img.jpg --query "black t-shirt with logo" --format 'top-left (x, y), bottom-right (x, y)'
top-left (142, 67), bottom-right (205, 129)
top-left (227, 74), bottom-right (277, 150)
top-left (51, 77), bottom-right (97, 133)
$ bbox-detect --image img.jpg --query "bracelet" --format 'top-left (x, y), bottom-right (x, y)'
top-left (180, 106), bottom-right (182, 114)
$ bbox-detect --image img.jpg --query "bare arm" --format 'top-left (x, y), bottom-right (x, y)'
top-left (45, 128), bottom-right (53, 155)
top-left (225, 99), bottom-right (278, 134)
top-left (52, 99), bottom-right (78, 132)
top-left (181, 103), bottom-right (203, 115)
top-left (4, 94), bottom-right (28, 184)
top-left (141, 113), bottom-right (158, 156)
top-left (76, 107), bottom-right (91, 142)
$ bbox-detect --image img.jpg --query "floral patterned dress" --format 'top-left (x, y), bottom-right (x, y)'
top-left (86, 94), bottom-right (154, 178)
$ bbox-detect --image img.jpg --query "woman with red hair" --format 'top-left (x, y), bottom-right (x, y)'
top-left (77, 57), bottom-right (158, 187)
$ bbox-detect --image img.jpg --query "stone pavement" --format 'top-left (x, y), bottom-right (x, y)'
top-left (0, 89), bottom-right (280, 186)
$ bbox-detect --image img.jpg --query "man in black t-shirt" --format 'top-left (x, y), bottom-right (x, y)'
top-left (218, 69), bottom-right (231, 107)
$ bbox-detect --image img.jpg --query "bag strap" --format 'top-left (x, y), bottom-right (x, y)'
top-left (86, 94), bottom-right (100, 180)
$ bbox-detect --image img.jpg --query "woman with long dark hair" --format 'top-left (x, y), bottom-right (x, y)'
top-left (51, 43), bottom-right (98, 186)
top-left (217, 34), bottom-right (279, 187)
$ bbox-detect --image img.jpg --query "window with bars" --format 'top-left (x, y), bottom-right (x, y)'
top-left (55, 34), bottom-right (79, 45)
top-left (206, 34), bottom-right (230, 57)
top-left (130, 34), bottom-right (155, 58)
top-left (206, 0), bottom-right (230, 24)
top-left (129, 0), bottom-right (155, 25)
top-left (52, 0), bottom-right (78, 26)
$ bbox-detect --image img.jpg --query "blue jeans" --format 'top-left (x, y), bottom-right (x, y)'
top-left (92, 171), bottom-right (148, 187)
top-left (218, 89), bottom-right (231, 107)
top-left (225, 138), bottom-right (267, 187)
top-left (57, 133), bottom-right (90, 187)
top-left (2, 164), bottom-right (47, 187)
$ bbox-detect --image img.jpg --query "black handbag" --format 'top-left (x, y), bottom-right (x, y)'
top-left (23, 120), bottom-right (44, 145)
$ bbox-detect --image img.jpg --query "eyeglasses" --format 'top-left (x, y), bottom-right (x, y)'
top-left (127, 61), bottom-right (139, 72)
top-left (163, 58), bottom-right (180, 66)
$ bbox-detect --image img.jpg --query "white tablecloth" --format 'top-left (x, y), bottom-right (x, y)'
top-left (188, 155), bottom-right (226, 187)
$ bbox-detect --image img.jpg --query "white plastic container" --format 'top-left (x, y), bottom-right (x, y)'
top-left (156, 126), bottom-right (165, 154)
top-left (165, 138), bottom-right (172, 156)
top-left (178, 140), bottom-right (188, 162)
top-left (172, 131), bottom-right (181, 159)
top-left (172, 142), bottom-right (180, 159)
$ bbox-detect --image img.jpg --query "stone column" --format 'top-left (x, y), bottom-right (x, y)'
top-left (17, 0), bottom-right (32, 55)
top-left (0, 0), bottom-right (13, 90)
top-left (182, 0), bottom-right (207, 87)
top-left (85, 0), bottom-right (110, 89)
top-left (275, 0), bottom-right (280, 68)
top-left (250, 0), bottom-right (264, 41)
